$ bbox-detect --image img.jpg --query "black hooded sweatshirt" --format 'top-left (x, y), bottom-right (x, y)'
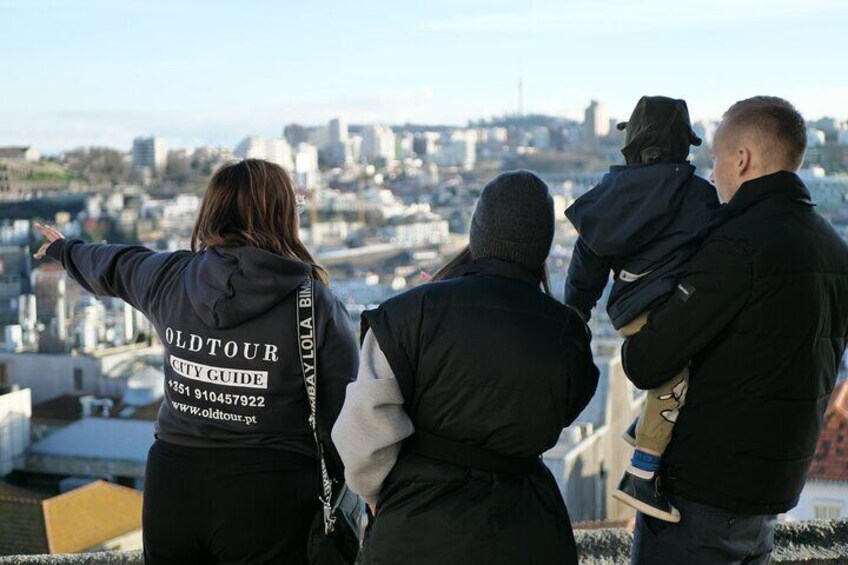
top-left (46, 239), bottom-right (358, 468)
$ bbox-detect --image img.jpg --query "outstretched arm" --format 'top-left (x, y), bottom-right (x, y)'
top-left (35, 223), bottom-right (182, 314)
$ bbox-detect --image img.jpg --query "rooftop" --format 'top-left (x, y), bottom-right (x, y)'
top-left (32, 395), bottom-right (161, 424)
top-left (808, 381), bottom-right (848, 483)
top-left (0, 481), bottom-right (141, 556)
top-left (29, 419), bottom-right (155, 463)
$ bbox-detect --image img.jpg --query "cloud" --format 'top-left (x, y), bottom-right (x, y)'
top-left (420, 0), bottom-right (846, 33)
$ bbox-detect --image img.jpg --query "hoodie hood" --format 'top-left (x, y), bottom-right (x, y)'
top-left (565, 163), bottom-right (701, 257)
top-left (184, 247), bottom-right (312, 330)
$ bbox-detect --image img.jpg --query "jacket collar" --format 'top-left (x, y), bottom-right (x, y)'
top-left (726, 171), bottom-right (814, 216)
top-left (454, 257), bottom-right (541, 287)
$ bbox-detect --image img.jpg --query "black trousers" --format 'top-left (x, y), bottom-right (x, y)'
top-left (143, 439), bottom-right (319, 565)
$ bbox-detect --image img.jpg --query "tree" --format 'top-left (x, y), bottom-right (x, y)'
top-left (64, 147), bottom-right (129, 186)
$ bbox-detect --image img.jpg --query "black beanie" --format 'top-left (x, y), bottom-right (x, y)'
top-left (469, 170), bottom-right (554, 271)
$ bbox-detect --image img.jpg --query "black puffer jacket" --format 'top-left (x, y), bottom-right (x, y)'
top-left (361, 258), bottom-right (599, 565)
top-left (623, 171), bottom-right (848, 514)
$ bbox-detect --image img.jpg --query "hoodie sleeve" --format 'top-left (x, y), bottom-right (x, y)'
top-left (562, 309), bottom-right (601, 425)
top-left (46, 238), bottom-right (182, 315)
top-left (316, 295), bottom-right (360, 478)
top-left (331, 330), bottom-right (414, 505)
top-left (564, 237), bottom-right (611, 322)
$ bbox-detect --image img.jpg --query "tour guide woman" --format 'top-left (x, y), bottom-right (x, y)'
top-left (333, 170), bottom-right (600, 564)
top-left (34, 159), bottom-right (358, 564)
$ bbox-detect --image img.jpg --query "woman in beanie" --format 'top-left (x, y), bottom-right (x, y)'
top-left (333, 170), bottom-right (600, 564)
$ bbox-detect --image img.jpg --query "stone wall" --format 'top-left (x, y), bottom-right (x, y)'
top-left (1, 520), bottom-right (846, 564)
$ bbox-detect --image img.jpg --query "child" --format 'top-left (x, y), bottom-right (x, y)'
top-left (564, 96), bottom-right (726, 522)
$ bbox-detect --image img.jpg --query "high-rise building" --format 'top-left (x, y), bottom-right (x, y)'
top-left (807, 129), bottom-right (826, 148)
top-left (308, 127), bottom-right (330, 151)
top-left (283, 124), bottom-right (310, 146)
top-left (395, 133), bottom-right (415, 160)
top-left (233, 137), bottom-right (294, 171)
top-left (413, 132), bottom-right (441, 157)
top-left (329, 117), bottom-right (349, 145)
top-left (530, 126), bottom-right (552, 149)
top-left (432, 130), bottom-right (477, 170)
top-left (0, 245), bottom-right (31, 329)
top-left (327, 118), bottom-right (353, 166)
top-left (131, 137), bottom-right (167, 175)
top-left (362, 125), bottom-right (396, 165)
top-left (294, 143), bottom-right (320, 188)
top-left (583, 100), bottom-right (610, 139)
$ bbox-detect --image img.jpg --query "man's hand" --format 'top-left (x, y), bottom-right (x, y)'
top-left (33, 222), bottom-right (65, 260)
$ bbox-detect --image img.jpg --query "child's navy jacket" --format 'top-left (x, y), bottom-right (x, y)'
top-left (565, 162), bottom-right (725, 329)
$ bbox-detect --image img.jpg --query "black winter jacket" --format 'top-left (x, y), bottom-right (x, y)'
top-left (361, 258), bottom-right (599, 565)
top-left (623, 171), bottom-right (848, 514)
top-left (565, 163), bottom-right (725, 328)
top-left (47, 240), bottom-right (358, 471)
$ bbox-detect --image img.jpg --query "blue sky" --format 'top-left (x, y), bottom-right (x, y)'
top-left (3, 0), bottom-right (847, 153)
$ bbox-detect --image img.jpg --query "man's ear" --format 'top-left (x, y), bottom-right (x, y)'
top-left (737, 146), bottom-right (752, 178)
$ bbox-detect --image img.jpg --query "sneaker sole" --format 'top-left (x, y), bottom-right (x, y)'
top-left (611, 488), bottom-right (681, 523)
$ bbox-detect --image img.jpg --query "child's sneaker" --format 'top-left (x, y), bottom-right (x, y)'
top-left (612, 470), bottom-right (681, 523)
top-left (621, 419), bottom-right (638, 447)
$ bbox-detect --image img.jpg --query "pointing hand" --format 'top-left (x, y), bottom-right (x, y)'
top-left (33, 222), bottom-right (65, 260)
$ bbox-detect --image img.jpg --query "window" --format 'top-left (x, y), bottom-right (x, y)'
top-left (814, 505), bottom-right (842, 520)
top-left (73, 368), bottom-right (84, 391)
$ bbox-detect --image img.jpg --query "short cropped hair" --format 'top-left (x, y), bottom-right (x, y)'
top-left (721, 96), bottom-right (807, 171)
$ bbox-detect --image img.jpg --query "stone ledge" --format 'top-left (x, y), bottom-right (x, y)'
top-left (0, 554), bottom-right (143, 565)
top-left (1, 519), bottom-right (846, 564)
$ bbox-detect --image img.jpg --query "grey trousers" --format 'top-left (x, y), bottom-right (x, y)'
top-left (631, 493), bottom-right (777, 565)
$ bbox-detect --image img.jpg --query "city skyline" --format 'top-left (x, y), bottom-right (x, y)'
top-left (3, 0), bottom-right (848, 152)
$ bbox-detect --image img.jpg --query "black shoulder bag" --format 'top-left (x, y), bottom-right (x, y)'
top-left (297, 277), bottom-right (362, 565)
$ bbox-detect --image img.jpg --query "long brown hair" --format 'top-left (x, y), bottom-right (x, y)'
top-left (191, 159), bottom-right (329, 285)
top-left (431, 244), bottom-right (552, 295)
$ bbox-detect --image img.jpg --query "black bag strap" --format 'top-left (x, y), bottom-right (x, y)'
top-left (404, 429), bottom-right (540, 475)
top-left (297, 276), bottom-right (336, 535)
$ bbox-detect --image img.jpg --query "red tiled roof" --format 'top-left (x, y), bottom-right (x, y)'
top-left (808, 381), bottom-right (848, 482)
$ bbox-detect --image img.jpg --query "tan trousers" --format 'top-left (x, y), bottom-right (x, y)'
top-left (620, 312), bottom-right (689, 454)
